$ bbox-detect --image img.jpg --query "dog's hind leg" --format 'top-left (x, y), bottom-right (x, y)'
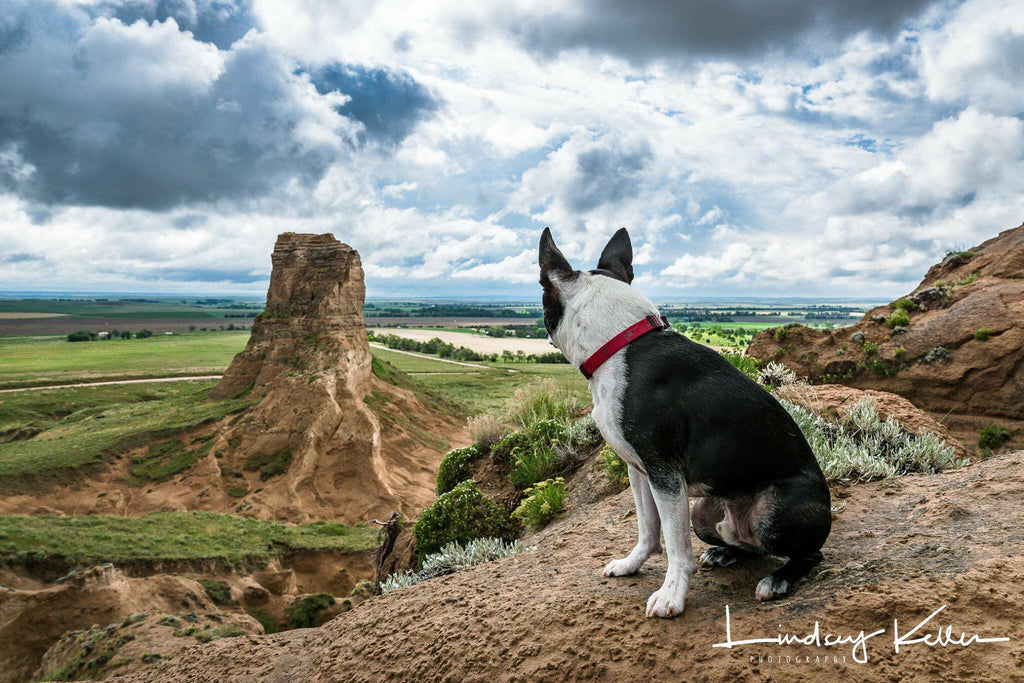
top-left (604, 465), bottom-right (661, 577)
top-left (645, 481), bottom-right (696, 618)
top-left (751, 472), bottom-right (832, 602)
top-left (693, 497), bottom-right (760, 568)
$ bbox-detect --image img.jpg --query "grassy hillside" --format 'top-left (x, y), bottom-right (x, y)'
top-left (0, 380), bottom-right (253, 491)
top-left (0, 512), bottom-right (376, 566)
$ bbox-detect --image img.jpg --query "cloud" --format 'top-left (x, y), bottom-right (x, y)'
top-left (494, 0), bottom-right (942, 64)
top-left (309, 64), bottom-right (441, 147)
top-left (0, 2), bottom-right (439, 210)
top-left (104, 0), bottom-right (260, 49)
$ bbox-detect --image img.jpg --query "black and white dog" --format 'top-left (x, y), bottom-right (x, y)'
top-left (539, 227), bottom-right (831, 618)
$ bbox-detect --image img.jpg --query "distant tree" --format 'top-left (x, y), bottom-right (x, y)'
top-left (120, 330), bottom-right (132, 339)
top-left (189, 325), bottom-right (196, 331)
top-left (227, 323), bottom-right (236, 331)
top-left (67, 330), bottom-right (93, 342)
top-left (136, 329), bottom-right (154, 339)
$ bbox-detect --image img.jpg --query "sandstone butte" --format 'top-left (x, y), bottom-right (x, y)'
top-left (748, 220), bottom-right (1024, 454)
top-left (209, 232), bottom-right (460, 523)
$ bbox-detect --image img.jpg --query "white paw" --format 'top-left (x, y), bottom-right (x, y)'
top-left (755, 576), bottom-right (790, 602)
top-left (645, 586), bottom-right (687, 618)
top-left (603, 557), bottom-right (639, 577)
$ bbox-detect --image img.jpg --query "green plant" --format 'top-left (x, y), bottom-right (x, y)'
top-left (923, 347), bottom-right (951, 364)
top-left (891, 297), bottom-right (919, 312)
top-left (503, 379), bottom-right (586, 431)
top-left (978, 425), bottom-right (1012, 453)
top-left (974, 327), bottom-right (992, 341)
top-left (774, 327), bottom-right (788, 342)
top-left (380, 537), bottom-right (533, 593)
top-left (720, 351), bottom-right (761, 380)
top-left (435, 446), bottom-right (482, 495)
top-left (510, 442), bottom-right (558, 489)
top-left (512, 477), bottom-right (567, 529)
top-left (957, 272), bottom-right (979, 286)
top-left (246, 608), bottom-right (278, 634)
top-left (894, 346), bottom-right (907, 359)
top-left (198, 579), bottom-right (232, 605)
top-left (227, 485), bottom-right (248, 498)
top-left (780, 396), bottom-right (966, 485)
top-left (885, 309), bottom-right (910, 328)
top-left (862, 342), bottom-right (877, 356)
top-left (412, 480), bottom-right (514, 561)
top-left (599, 446), bottom-right (629, 488)
top-left (758, 361), bottom-right (796, 389)
top-left (289, 593), bottom-right (335, 629)
top-left (244, 448), bottom-right (292, 480)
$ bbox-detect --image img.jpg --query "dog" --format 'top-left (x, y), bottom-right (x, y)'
top-left (538, 227), bottom-right (831, 618)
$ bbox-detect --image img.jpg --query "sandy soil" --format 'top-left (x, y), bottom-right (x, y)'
top-left (129, 450), bottom-right (1024, 682)
top-left (374, 328), bottom-right (555, 354)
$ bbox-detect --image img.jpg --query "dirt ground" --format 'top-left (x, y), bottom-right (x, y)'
top-left (128, 450), bottom-right (1024, 682)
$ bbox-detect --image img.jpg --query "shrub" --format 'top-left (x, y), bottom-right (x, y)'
top-left (288, 593), bottom-right (335, 629)
top-left (67, 330), bottom-right (95, 342)
top-left (720, 351), bottom-right (761, 380)
top-left (501, 418), bottom-right (567, 488)
top-left (780, 396), bottom-right (966, 485)
top-left (435, 446), bottom-right (482, 495)
top-left (758, 361), bottom-right (797, 389)
top-left (978, 425), bottom-right (1012, 453)
top-left (851, 331), bottom-right (866, 344)
top-left (974, 327), bottom-right (992, 341)
top-left (380, 537), bottom-right (533, 593)
top-left (886, 309), bottom-right (910, 328)
top-left (892, 297), bottom-right (919, 312)
top-left (512, 477), bottom-right (567, 530)
top-left (600, 446), bottom-right (629, 488)
top-left (198, 579), bottom-right (232, 605)
top-left (894, 346), bottom-right (907, 359)
top-left (510, 442), bottom-right (558, 489)
top-left (862, 342), bottom-right (877, 356)
top-left (773, 327), bottom-right (788, 342)
top-left (923, 347), bottom-right (951, 364)
top-left (563, 415), bottom-right (602, 450)
top-left (412, 480), bottom-right (514, 561)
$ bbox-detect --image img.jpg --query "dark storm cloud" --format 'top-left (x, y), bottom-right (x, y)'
top-left (0, 2), bottom-right (440, 211)
top-left (309, 65), bottom-right (441, 147)
top-left (569, 141), bottom-right (652, 212)
top-left (500, 0), bottom-right (943, 63)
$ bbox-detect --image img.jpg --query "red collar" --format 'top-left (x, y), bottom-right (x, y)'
top-left (579, 314), bottom-right (670, 379)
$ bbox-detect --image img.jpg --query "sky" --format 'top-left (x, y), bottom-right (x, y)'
top-left (1, 0), bottom-right (1023, 299)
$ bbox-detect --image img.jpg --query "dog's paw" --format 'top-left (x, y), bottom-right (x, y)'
top-left (699, 546), bottom-right (744, 568)
top-left (645, 586), bottom-right (687, 618)
top-left (602, 557), bottom-right (640, 577)
top-left (755, 575), bottom-right (791, 602)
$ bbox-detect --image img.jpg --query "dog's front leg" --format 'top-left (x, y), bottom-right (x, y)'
top-left (603, 464), bottom-right (661, 576)
top-left (645, 483), bottom-right (696, 618)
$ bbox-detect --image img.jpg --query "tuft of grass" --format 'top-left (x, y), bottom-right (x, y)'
top-left (773, 327), bottom-right (788, 342)
top-left (780, 396), bottom-right (966, 485)
top-left (130, 439), bottom-right (214, 483)
top-left (599, 445), bottom-right (629, 489)
top-left (973, 327), bottom-right (992, 341)
top-left (891, 297), bottom-right (918, 312)
top-left (862, 342), bottom-right (878, 356)
top-left (978, 424), bottom-right (1012, 454)
top-left (288, 593), bottom-right (335, 629)
top-left (894, 346), bottom-right (907, 359)
top-left (0, 512), bottom-right (377, 567)
top-left (507, 420), bottom-right (564, 488)
top-left (380, 537), bottom-right (533, 594)
top-left (244, 448), bottom-right (292, 481)
top-left (198, 579), bottom-right (232, 605)
top-left (503, 379), bottom-right (587, 431)
top-left (512, 477), bottom-right (567, 530)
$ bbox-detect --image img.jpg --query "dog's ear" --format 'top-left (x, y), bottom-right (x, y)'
top-left (596, 227), bottom-right (633, 284)
top-left (539, 228), bottom-right (573, 279)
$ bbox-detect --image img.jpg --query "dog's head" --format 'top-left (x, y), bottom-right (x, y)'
top-left (538, 228), bottom-right (658, 365)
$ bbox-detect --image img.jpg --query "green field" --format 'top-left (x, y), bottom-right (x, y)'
top-left (0, 298), bottom-right (260, 319)
top-left (0, 511), bottom-right (376, 566)
top-left (0, 380), bottom-right (253, 491)
top-left (0, 332), bottom-right (249, 389)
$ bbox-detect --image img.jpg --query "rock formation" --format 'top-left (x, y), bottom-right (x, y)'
top-left (749, 220), bottom-right (1024, 453)
top-left (209, 233), bottom-right (460, 523)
